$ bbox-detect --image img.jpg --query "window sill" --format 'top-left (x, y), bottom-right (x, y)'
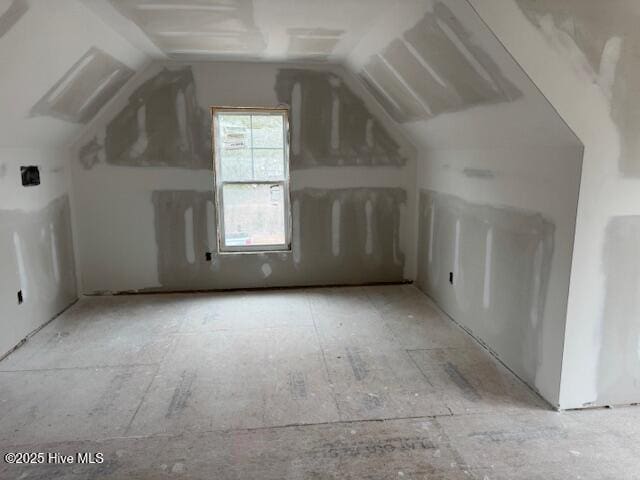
top-left (216, 248), bottom-right (292, 256)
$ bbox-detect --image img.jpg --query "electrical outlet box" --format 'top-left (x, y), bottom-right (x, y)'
top-left (21, 166), bottom-right (40, 186)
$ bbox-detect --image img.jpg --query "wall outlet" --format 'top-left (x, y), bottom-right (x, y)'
top-left (449, 272), bottom-right (454, 285)
top-left (205, 252), bottom-right (212, 261)
top-left (17, 290), bottom-right (23, 304)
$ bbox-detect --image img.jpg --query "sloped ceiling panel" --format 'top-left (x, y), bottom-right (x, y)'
top-left (30, 47), bottom-right (134, 124)
top-left (109, 0), bottom-right (266, 58)
top-left (0, 0), bottom-right (149, 148)
top-left (358, 2), bottom-right (521, 124)
top-left (86, 0), bottom-right (394, 62)
top-left (0, 0), bottom-right (27, 39)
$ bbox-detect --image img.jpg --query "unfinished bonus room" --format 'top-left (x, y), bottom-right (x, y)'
top-left (1, 0), bottom-right (640, 478)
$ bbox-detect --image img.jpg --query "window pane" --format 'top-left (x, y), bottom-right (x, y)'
top-left (219, 114), bottom-right (251, 148)
top-left (222, 183), bottom-right (286, 247)
top-left (251, 115), bottom-right (284, 148)
top-left (220, 147), bottom-right (252, 181)
top-left (254, 149), bottom-right (285, 180)
top-left (219, 114), bottom-right (251, 181)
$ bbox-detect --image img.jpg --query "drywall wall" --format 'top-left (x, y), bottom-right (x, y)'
top-left (416, 146), bottom-right (582, 406)
top-left (417, 190), bottom-right (554, 384)
top-left (71, 61), bottom-right (416, 294)
top-left (151, 188), bottom-right (405, 291)
top-left (468, 0), bottom-right (640, 409)
top-left (0, 0), bottom-right (149, 148)
top-left (0, 148), bottom-right (77, 357)
top-left (0, 0), bottom-right (149, 356)
top-left (346, 0), bottom-right (583, 406)
top-left (598, 217), bottom-right (640, 404)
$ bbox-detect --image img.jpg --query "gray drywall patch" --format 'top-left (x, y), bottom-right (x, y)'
top-left (148, 188), bottom-right (406, 291)
top-left (361, 56), bottom-right (430, 122)
top-left (416, 190), bottom-right (554, 383)
top-left (361, 2), bottom-right (521, 123)
top-left (381, 39), bottom-right (458, 118)
top-left (514, 0), bottom-right (620, 88)
top-left (31, 47), bottom-right (134, 124)
top-left (109, 0), bottom-right (265, 57)
top-left (78, 137), bottom-right (103, 169)
top-left (597, 216), bottom-right (640, 405)
top-left (274, 69), bottom-right (406, 168)
top-left (0, 195), bottom-right (77, 314)
top-left (286, 28), bottom-right (345, 61)
top-left (80, 67), bottom-right (210, 169)
top-left (514, 0), bottom-right (639, 177)
top-left (0, 0), bottom-right (27, 39)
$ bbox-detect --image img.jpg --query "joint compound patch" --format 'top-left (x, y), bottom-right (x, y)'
top-left (416, 189), bottom-right (556, 389)
top-left (287, 28), bottom-right (345, 60)
top-left (80, 67), bottom-right (210, 170)
top-left (514, 0), bottom-right (640, 177)
top-left (274, 69), bottom-right (406, 168)
top-left (108, 0), bottom-right (265, 57)
top-left (1, 196), bottom-right (77, 334)
top-left (261, 263), bottom-right (272, 278)
top-left (148, 188), bottom-right (406, 291)
top-left (31, 47), bottom-right (134, 124)
top-left (0, 0), bottom-right (28, 39)
top-left (360, 2), bottom-right (521, 123)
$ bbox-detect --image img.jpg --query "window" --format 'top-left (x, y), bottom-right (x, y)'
top-left (212, 107), bottom-right (291, 252)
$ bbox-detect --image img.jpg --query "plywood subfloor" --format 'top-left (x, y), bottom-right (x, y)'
top-left (0, 285), bottom-right (637, 479)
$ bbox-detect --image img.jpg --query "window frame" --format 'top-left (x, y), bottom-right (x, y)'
top-left (211, 106), bottom-right (292, 254)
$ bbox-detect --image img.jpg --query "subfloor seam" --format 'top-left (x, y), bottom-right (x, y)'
top-left (123, 334), bottom-right (181, 435)
top-left (307, 292), bottom-right (343, 420)
top-left (0, 362), bottom-right (159, 373)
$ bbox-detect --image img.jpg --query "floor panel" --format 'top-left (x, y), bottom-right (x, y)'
top-left (0, 285), bottom-right (638, 479)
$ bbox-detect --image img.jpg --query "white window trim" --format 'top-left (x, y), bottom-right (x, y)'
top-left (211, 107), bottom-right (292, 254)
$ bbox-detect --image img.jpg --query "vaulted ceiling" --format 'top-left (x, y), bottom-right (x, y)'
top-left (0, 0), bottom-right (579, 153)
top-left (81, 0), bottom-right (398, 62)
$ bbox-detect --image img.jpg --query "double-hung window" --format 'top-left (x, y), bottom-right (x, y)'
top-left (212, 108), bottom-right (291, 252)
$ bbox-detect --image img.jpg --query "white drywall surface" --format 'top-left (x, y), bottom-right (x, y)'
top-left (0, 0), bottom-right (149, 148)
top-left (0, 147), bottom-right (77, 356)
top-left (469, 0), bottom-right (640, 409)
